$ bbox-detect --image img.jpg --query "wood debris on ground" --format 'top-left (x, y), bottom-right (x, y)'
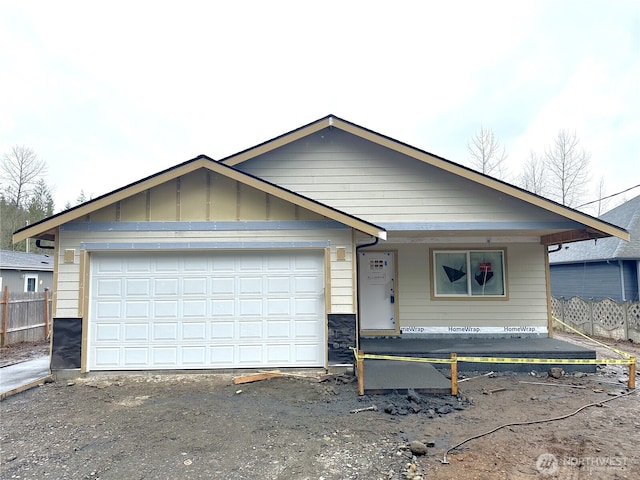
top-left (232, 370), bottom-right (338, 385)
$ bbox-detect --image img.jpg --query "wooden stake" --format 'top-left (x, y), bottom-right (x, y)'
top-left (450, 353), bottom-right (458, 396)
top-left (629, 357), bottom-right (636, 390)
top-left (357, 350), bottom-right (364, 396)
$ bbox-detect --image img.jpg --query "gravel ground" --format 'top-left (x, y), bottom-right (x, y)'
top-left (1, 332), bottom-right (639, 479)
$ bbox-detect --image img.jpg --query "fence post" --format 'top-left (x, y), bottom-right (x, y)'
top-left (1, 286), bottom-right (8, 346)
top-left (589, 298), bottom-right (595, 336)
top-left (43, 289), bottom-right (51, 339)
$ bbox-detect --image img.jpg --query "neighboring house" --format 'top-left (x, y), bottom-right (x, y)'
top-left (12, 115), bottom-right (628, 373)
top-left (0, 250), bottom-right (54, 293)
top-left (549, 195), bottom-right (640, 302)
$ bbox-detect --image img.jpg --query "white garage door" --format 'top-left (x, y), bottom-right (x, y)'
top-left (88, 250), bottom-right (325, 371)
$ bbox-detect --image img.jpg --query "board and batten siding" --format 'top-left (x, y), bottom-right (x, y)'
top-left (236, 128), bottom-right (570, 226)
top-left (54, 228), bottom-right (356, 319)
top-left (393, 243), bottom-right (549, 329)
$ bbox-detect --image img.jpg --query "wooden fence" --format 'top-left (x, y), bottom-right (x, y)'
top-left (552, 296), bottom-right (640, 343)
top-left (0, 286), bottom-right (52, 346)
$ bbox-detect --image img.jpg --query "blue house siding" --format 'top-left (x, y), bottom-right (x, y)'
top-left (622, 261), bottom-right (639, 301)
top-left (550, 262), bottom-right (623, 301)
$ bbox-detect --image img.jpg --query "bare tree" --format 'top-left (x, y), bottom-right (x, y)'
top-left (519, 151), bottom-right (547, 196)
top-left (544, 130), bottom-right (591, 206)
top-left (467, 126), bottom-right (508, 179)
top-left (592, 176), bottom-right (610, 217)
top-left (1, 146), bottom-right (47, 207)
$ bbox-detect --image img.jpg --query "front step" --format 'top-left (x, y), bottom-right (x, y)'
top-left (362, 359), bottom-right (452, 395)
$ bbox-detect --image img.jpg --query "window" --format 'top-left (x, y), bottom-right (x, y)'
top-left (24, 274), bottom-right (38, 292)
top-left (432, 249), bottom-right (506, 298)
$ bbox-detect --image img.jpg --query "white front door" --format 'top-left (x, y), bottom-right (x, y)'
top-left (358, 251), bottom-right (397, 332)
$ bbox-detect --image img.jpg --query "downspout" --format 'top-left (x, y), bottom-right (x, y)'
top-left (36, 239), bottom-right (55, 250)
top-left (618, 260), bottom-right (627, 301)
top-left (354, 236), bottom-right (379, 353)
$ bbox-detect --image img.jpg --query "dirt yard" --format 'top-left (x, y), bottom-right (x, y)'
top-left (1, 332), bottom-right (638, 479)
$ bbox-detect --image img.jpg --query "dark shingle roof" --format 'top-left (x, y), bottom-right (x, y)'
top-left (0, 250), bottom-right (54, 271)
top-left (549, 195), bottom-right (640, 264)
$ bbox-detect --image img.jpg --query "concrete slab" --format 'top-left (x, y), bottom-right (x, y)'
top-left (360, 337), bottom-right (597, 373)
top-left (363, 359), bottom-right (451, 394)
top-left (0, 357), bottom-right (51, 398)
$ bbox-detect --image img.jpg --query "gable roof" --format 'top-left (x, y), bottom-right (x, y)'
top-left (0, 250), bottom-right (54, 271)
top-left (12, 155), bottom-right (387, 244)
top-left (550, 195), bottom-right (640, 264)
top-left (221, 115), bottom-right (629, 245)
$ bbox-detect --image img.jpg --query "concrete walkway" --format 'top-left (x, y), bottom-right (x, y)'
top-left (0, 356), bottom-right (51, 399)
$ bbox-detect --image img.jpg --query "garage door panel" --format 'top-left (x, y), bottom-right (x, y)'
top-left (183, 277), bottom-right (207, 295)
top-left (155, 278), bottom-right (179, 295)
top-left (127, 258), bottom-right (152, 273)
top-left (153, 323), bottom-right (178, 340)
top-left (183, 299), bottom-right (207, 317)
top-left (125, 301), bottom-right (150, 318)
top-left (182, 346), bottom-right (206, 364)
top-left (211, 300), bottom-right (234, 316)
top-left (97, 278), bottom-right (122, 296)
top-left (212, 277), bottom-right (235, 294)
top-left (90, 251), bottom-right (325, 371)
top-left (124, 348), bottom-right (148, 366)
top-left (96, 302), bottom-right (121, 319)
top-left (94, 347), bottom-right (120, 367)
top-left (266, 344), bottom-right (290, 362)
top-left (294, 276), bottom-right (321, 293)
top-left (296, 344), bottom-right (321, 362)
top-left (267, 298), bottom-right (290, 315)
top-left (153, 347), bottom-right (178, 365)
top-left (239, 277), bottom-right (262, 293)
top-left (126, 278), bottom-right (151, 295)
top-left (210, 345), bottom-right (234, 364)
top-left (154, 300), bottom-right (178, 317)
top-left (96, 323), bottom-right (120, 341)
top-left (267, 277), bottom-right (290, 293)
top-left (182, 322), bottom-right (206, 340)
top-left (239, 299), bottom-right (262, 316)
top-left (267, 320), bottom-right (290, 338)
top-left (211, 322), bottom-right (234, 339)
top-left (124, 323), bottom-right (149, 341)
top-left (295, 320), bottom-right (321, 338)
top-left (239, 321), bottom-right (262, 338)
top-left (238, 345), bottom-right (263, 363)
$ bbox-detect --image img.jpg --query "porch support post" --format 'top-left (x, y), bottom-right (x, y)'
top-left (450, 353), bottom-right (458, 396)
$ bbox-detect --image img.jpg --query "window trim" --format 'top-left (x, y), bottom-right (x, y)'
top-left (430, 248), bottom-right (508, 300)
top-left (24, 274), bottom-right (39, 292)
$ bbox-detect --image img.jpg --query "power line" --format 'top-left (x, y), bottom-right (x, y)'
top-left (576, 184), bottom-right (640, 208)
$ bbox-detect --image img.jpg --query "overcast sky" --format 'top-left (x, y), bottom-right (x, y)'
top-left (1, 1), bottom-right (638, 214)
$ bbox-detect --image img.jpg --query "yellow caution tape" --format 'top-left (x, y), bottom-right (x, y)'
top-left (553, 316), bottom-right (632, 359)
top-left (350, 348), bottom-right (635, 365)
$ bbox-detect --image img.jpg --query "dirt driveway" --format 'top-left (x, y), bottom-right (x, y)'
top-left (1, 332), bottom-right (638, 479)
